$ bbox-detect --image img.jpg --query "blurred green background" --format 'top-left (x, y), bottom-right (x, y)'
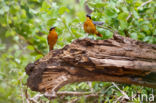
top-left (0, 0), bottom-right (156, 102)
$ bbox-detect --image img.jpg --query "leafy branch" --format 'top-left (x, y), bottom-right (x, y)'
top-left (16, 34), bottom-right (44, 56)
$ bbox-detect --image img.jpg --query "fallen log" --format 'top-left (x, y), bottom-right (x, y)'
top-left (25, 33), bottom-right (156, 97)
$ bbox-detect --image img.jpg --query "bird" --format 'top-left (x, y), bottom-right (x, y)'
top-left (47, 27), bottom-right (58, 51)
top-left (84, 14), bottom-right (103, 37)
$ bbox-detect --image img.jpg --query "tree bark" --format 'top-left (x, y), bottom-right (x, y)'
top-left (25, 33), bottom-right (156, 97)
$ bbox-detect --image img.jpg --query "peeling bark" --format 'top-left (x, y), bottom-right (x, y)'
top-left (25, 33), bottom-right (156, 97)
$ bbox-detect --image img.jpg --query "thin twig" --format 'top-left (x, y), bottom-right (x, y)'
top-left (112, 82), bottom-right (130, 100)
top-left (99, 84), bottom-right (114, 95)
top-left (62, 20), bottom-right (75, 38)
top-left (29, 93), bottom-right (43, 102)
top-left (69, 93), bottom-right (98, 103)
top-left (45, 91), bottom-right (94, 98)
top-left (25, 91), bottom-right (96, 102)
top-left (97, 25), bottom-right (115, 33)
top-left (20, 84), bottom-right (25, 103)
top-left (137, 0), bottom-right (152, 10)
top-left (114, 95), bottom-right (123, 103)
top-left (24, 88), bottom-right (30, 103)
top-left (123, 0), bottom-right (132, 21)
top-left (88, 82), bottom-right (94, 92)
top-left (57, 91), bottom-right (92, 96)
top-left (25, 90), bottom-right (43, 103)
top-left (126, 12), bottom-right (132, 21)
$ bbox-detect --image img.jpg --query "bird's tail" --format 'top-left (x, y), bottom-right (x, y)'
top-left (96, 31), bottom-right (103, 37)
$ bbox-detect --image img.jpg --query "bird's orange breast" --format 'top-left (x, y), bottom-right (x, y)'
top-left (84, 19), bottom-right (97, 34)
top-left (47, 30), bottom-right (58, 50)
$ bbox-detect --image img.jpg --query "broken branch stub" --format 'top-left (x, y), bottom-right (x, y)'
top-left (25, 34), bottom-right (156, 95)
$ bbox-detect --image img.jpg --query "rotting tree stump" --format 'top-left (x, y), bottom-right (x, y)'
top-left (25, 33), bottom-right (156, 97)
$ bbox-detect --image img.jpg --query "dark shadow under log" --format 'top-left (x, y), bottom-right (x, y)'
top-left (25, 33), bottom-right (156, 97)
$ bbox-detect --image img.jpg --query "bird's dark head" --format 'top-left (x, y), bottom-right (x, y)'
top-left (86, 14), bottom-right (91, 19)
top-left (49, 26), bottom-right (56, 31)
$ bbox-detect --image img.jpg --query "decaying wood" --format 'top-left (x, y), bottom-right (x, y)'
top-left (25, 33), bottom-right (156, 97)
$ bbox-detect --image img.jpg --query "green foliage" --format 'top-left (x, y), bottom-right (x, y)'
top-left (0, 0), bottom-right (155, 102)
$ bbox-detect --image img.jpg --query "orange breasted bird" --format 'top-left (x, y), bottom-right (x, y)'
top-left (84, 15), bottom-right (103, 37)
top-left (47, 27), bottom-right (58, 51)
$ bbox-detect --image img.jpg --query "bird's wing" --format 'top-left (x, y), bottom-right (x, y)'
top-left (92, 21), bottom-right (104, 25)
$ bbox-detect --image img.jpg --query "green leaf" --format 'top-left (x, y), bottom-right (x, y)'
top-left (27, 45), bottom-right (34, 50)
top-left (59, 6), bottom-right (70, 14)
top-left (130, 32), bottom-right (138, 40)
top-left (21, 9), bottom-right (27, 18)
top-left (94, 2), bottom-right (106, 8)
top-left (76, 11), bottom-right (85, 22)
top-left (143, 36), bottom-right (151, 42)
top-left (141, 25), bottom-right (150, 35)
top-left (5, 30), bottom-right (16, 37)
top-left (88, 2), bottom-right (107, 8)
top-left (120, 20), bottom-right (128, 30)
top-left (112, 19), bottom-right (120, 28)
top-left (132, 10), bottom-right (139, 19)
top-left (105, 8), bottom-right (117, 17)
top-left (118, 12), bottom-right (129, 21)
top-left (126, 0), bottom-right (133, 4)
top-left (47, 18), bottom-right (57, 26)
top-left (41, 1), bottom-right (50, 11)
